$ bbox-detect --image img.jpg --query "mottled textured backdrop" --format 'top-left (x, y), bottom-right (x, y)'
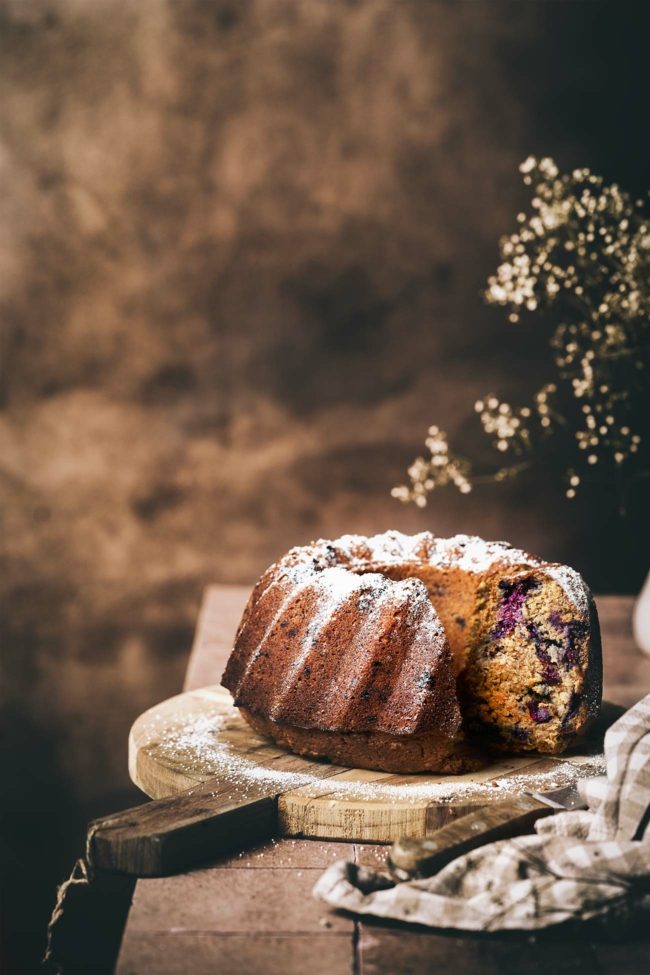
top-left (1, 1), bottom-right (649, 971)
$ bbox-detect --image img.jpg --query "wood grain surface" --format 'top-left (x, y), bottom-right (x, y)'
top-left (128, 683), bottom-right (612, 843)
top-left (116, 589), bottom-right (650, 975)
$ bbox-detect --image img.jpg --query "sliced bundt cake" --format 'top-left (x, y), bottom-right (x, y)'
top-left (221, 531), bottom-right (601, 773)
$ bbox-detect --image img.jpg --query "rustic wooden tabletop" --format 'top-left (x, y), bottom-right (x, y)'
top-left (116, 588), bottom-right (650, 975)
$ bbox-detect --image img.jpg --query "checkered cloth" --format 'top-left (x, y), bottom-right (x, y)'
top-left (314, 694), bottom-right (650, 930)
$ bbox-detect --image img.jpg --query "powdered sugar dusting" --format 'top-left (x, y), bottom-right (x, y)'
top-left (545, 565), bottom-right (591, 616)
top-left (267, 567), bottom-right (385, 719)
top-left (428, 534), bottom-right (532, 573)
top-left (147, 708), bottom-right (605, 807)
top-left (293, 530), bottom-right (591, 613)
top-left (319, 530), bottom-right (532, 572)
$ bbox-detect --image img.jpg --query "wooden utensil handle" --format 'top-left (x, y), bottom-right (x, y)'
top-left (88, 778), bottom-right (279, 877)
top-left (388, 795), bottom-right (551, 881)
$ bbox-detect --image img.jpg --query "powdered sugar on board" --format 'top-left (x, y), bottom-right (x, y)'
top-left (138, 701), bottom-right (605, 807)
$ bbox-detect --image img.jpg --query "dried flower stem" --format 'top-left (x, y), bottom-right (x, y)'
top-left (394, 157), bottom-right (650, 507)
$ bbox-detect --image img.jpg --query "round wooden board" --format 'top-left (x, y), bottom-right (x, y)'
top-left (129, 685), bottom-right (614, 843)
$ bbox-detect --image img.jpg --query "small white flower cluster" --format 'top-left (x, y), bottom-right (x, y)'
top-left (473, 384), bottom-right (559, 454)
top-left (391, 426), bottom-right (471, 507)
top-left (395, 157), bottom-right (649, 505)
top-left (475, 396), bottom-right (528, 452)
top-left (575, 405), bottom-right (641, 469)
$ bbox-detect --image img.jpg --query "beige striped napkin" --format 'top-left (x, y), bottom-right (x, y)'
top-left (314, 693), bottom-right (650, 930)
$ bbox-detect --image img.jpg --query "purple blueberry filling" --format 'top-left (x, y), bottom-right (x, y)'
top-left (561, 691), bottom-right (582, 728)
top-left (511, 725), bottom-right (531, 742)
top-left (527, 623), bottom-right (562, 684)
top-left (541, 664), bottom-right (561, 685)
top-left (549, 613), bottom-right (586, 668)
top-left (565, 622), bottom-right (587, 665)
top-left (527, 700), bottom-right (552, 723)
top-left (491, 578), bottom-right (541, 639)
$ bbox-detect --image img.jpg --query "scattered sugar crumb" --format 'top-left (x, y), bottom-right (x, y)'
top-left (143, 710), bottom-right (605, 806)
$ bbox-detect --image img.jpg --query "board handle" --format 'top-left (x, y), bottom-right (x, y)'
top-left (388, 795), bottom-right (551, 881)
top-left (88, 778), bottom-right (279, 877)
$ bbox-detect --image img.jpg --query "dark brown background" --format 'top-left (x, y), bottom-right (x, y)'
top-left (1, 1), bottom-right (649, 972)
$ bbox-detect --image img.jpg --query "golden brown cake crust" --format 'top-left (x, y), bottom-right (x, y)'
top-left (223, 565), bottom-right (461, 740)
top-left (241, 709), bottom-right (484, 774)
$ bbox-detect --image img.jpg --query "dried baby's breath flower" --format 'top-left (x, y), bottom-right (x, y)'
top-left (394, 158), bottom-right (650, 506)
top-left (392, 427), bottom-right (472, 506)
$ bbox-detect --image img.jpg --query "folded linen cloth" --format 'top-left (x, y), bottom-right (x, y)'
top-left (313, 693), bottom-right (650, 931)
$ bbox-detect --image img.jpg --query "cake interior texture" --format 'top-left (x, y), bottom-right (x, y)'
top-left (221, 532), bottom-right (602, 773)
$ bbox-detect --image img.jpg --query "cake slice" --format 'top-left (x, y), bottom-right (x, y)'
top-left (462, 565), bottom-right (601, 753)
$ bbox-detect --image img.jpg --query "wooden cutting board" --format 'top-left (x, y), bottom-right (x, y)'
top-left (129, 685), bottom-right (617, 843)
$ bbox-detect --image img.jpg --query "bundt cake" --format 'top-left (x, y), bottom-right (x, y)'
top-left (221, 531), bottom-right (602, 773)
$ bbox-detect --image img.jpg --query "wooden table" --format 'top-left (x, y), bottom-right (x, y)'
top-left (116, 589), bottom-right (650, 975)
